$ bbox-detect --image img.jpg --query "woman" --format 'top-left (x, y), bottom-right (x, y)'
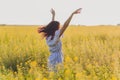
top-left (38, 8), bottom-right (82, 71)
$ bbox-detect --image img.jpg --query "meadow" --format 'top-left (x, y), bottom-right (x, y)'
top-left (0, 25), bottom-right (120, 80)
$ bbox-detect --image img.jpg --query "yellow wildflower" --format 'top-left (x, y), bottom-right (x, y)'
top-left (58, 77), bottom-right (62, 80)
top-left (76, 72), bottom-right (82, 79)
top-left (111, 75), bottom-right (117, 80)
top-left (43, 77), bottom-right (48, 80)
top-left (73, 56), bottom-right (79, 62)
top-left (30, 61), bottom-right (37, 67)
top-left (65, 69), bottom-right (71, 77)
top-left (65, 56), bottom-right (72, 63)
top-left (49, 72), bottom-right (54, 78)
top-left (35, 78), bottom-right (40, 80)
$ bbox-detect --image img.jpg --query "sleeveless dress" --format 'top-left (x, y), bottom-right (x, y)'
top-left (46, 30), bottom-right (63, 71)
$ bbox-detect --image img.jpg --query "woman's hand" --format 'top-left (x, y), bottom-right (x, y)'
top-left (50, 8), bottom-right (55, 21)
top-left (72, 8), bottom-right (82, 14)
top-left (51, 8), bottom-right (55, 16)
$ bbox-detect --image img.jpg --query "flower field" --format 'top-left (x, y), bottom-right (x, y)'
top-left (0, 25), bottom-right (120, 80)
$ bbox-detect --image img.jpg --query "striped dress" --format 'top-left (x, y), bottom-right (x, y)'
top-left (46, 29), bottom-right (63, 71)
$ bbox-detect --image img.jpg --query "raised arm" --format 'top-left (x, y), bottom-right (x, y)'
top-left (50, 8), bottom-right (55, 21)
top-left (59, 8), bottom-right (82, 37)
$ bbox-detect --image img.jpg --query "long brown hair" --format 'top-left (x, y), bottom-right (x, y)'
top-left (38, 21), bottom-right (60, 40)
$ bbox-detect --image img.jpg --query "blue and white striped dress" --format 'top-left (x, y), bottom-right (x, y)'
top-left (46, 29), bottom-right (63, 71)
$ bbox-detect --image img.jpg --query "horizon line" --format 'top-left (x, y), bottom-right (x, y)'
top-left (0, 24), bottom-right (119, 26)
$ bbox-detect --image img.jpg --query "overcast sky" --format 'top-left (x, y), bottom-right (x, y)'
top-left (0, 0), bottom-right (120, 25)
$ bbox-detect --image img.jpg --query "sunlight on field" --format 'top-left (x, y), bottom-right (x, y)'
top-left (0, 25), bottom-right (120, 80)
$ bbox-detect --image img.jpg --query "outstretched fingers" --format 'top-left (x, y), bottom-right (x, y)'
top-left (73, 8), bottom-right (82, 14)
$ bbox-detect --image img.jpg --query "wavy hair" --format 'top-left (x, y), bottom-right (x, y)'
top-left (38, 21), bottom-right (60, 40)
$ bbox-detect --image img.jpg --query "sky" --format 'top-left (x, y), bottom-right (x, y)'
top-left (0, 0), bottom-right (120, 25)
